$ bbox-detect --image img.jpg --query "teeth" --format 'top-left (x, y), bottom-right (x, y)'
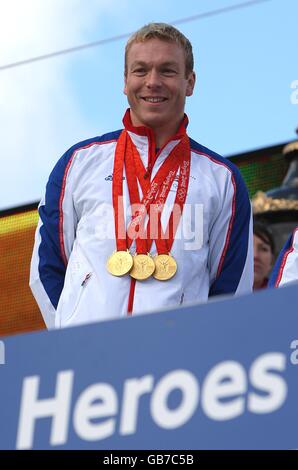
top-left (144, 97), bottom-right (165, 103)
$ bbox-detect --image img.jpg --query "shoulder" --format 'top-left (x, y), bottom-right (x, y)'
top-left (65, 129), bottom-right (122, 159)
top-left (269, 227), bottom-right (298, 287)
top-left (189, 138), bottom-right (240, 176)
top-left (48, 129), bottom-right (122, 183)
top-left (189, 137), bottom-right (246, 188)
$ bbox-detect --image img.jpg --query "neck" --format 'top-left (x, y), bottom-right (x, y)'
top-left (153, 121), bottom-right (181, 148)
top-left (253, 278), bottom-right (267, 290)
top-left (127, 110), bottom-right (186, 148)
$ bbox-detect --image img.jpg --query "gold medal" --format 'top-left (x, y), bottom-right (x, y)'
top-left (106, 250), bottom-right (133, 276)
top-left (130, 254), bottom-right (156, 280)
top-left (153, 254), bottom-right (177, 281)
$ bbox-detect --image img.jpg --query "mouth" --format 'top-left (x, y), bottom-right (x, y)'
top-left (141, 96), bottom-right (168, 103)
top-left (254, 264), bottom-right (263, 272)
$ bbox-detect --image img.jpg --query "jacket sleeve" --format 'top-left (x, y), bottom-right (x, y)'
top-left (269, 227), bottom-right (298, 288)
top-left (30, 150), bottom-right (77, 329)
top-left (208, 164), bottom-right (253, 297)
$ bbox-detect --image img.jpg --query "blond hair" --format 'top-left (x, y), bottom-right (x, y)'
top-left (125, 23), bottom-right (194, 78)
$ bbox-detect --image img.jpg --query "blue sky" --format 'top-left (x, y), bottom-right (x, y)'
top-left (0, 0), bottom-right (297, 210)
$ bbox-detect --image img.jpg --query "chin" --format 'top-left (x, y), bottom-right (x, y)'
top-left (140, 114), bottom-right (166, 129)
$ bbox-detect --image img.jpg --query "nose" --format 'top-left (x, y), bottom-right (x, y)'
top-left (145, 69), bottom-right (162, 89)
top-left (254, 249), bottom-right (262, 264)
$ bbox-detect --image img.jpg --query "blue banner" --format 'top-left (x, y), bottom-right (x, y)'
top-left (0, 284), bottom-right (298, 449)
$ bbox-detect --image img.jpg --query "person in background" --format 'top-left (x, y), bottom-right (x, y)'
top-left (253, 221), bottom-right (275, 290)
top-left (269, 227), bottom-right (298, 288)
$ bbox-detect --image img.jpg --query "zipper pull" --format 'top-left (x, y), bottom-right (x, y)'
top-left (81, 272), bottom-right (92, 287)
top-left (144, 164), bottom-right (151, 179)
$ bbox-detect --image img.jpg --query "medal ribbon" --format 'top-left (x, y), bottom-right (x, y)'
top-left (127, 133), bottom-right (191, 254)
top-left (124, 137), bottom-right (149, 254)
top-left (112, 130), bottom-right (191, 255)
top-left (112, 130), bottom-right (128, 252)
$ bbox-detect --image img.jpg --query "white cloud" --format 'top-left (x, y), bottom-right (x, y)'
top-left (0, 0), bottom-right (117, 209)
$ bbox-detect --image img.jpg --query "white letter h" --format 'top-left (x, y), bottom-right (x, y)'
top-left (16, 370), bottom-right (74, 449)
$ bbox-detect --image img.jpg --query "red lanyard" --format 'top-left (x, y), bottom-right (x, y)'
top-left (112, 130), bottom-right (191, 254)
top-left (127, 133), bottom-right (191, 254)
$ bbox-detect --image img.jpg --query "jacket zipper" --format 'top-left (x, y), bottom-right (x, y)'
top-left (68, 272), bottom-right (92, 320)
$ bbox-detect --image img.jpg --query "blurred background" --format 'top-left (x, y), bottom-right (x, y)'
top-left (0, 0), bottom-right (297, 335)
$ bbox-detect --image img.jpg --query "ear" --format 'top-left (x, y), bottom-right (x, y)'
top-left (186, 71), bottom-right (196, 97)
top-left (124, 73), bottom-right (128, 96)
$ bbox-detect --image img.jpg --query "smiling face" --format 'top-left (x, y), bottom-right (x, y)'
top-left (253, 234), bottom-right (274, 289)
top-left (124, 38), bottom-right (195, 144)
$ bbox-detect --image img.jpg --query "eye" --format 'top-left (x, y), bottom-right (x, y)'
top-left (161, 69), bottom-right (177, 76)
top-left (132, 68), bottom-right (147, 76)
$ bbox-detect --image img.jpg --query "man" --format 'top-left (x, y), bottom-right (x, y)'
top-left (30, 23), bottom-right (253, 329)
top-left (269, 227), bottom-right (298, 288)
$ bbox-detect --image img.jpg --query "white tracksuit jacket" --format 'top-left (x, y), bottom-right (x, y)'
top-left (30, 110), bottom-right (253, 329)
top-left (269, 227), bottom-right (298, 287)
